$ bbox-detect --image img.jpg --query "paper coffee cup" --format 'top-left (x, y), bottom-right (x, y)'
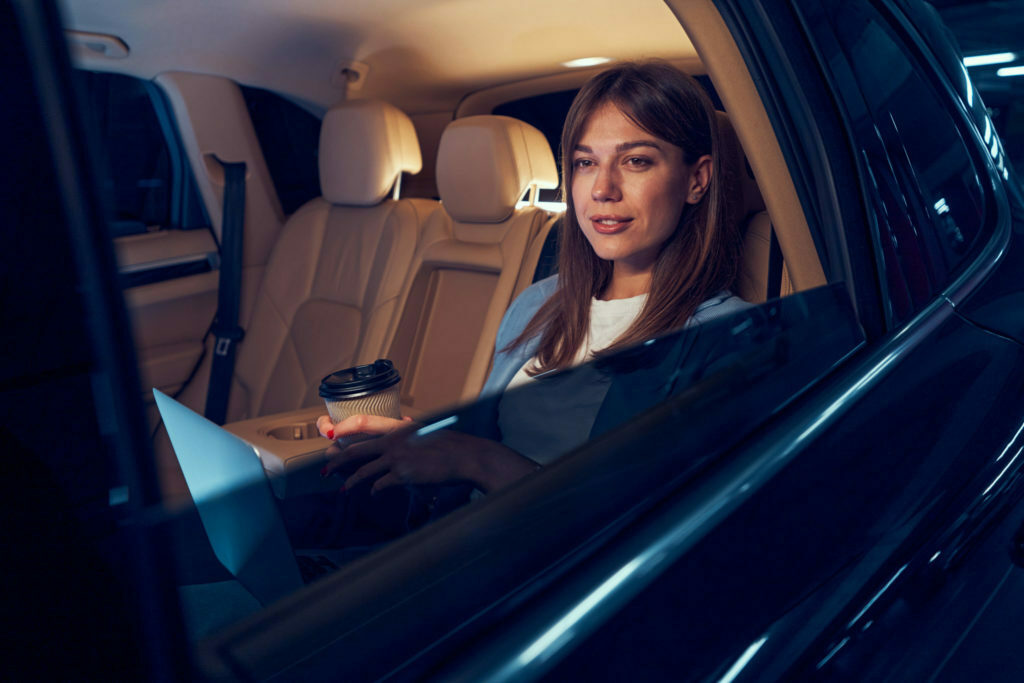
top-left (319, 359), bottom-right (402, 423)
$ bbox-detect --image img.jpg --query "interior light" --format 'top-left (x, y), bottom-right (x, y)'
top-left (516, 199), bottom-right (566, 213)
top-left (562, 57), bottom-right (612, 68)
top-left (997, 65), bottom-right (1024, 77)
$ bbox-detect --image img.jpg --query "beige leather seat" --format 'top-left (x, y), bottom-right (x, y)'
top-left (221, 100), bottom-right (438, 421)
top-left (716, 112), bottom-right (791, 303)
top-left (387, 115), bottom-right (559, 415)
top-left (157, 99), bottom-right (434, 500)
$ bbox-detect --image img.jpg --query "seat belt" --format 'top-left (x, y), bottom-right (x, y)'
top-left (767, 223), bottom-right (784, 301)
top-left (205, 159), bottom-right (246, 425)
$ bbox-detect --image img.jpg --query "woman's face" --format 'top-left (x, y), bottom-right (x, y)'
top-left (571, 101), bottom-right (708, 279)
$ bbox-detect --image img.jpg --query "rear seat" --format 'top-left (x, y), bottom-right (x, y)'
top-left (387, 115), bottom-right (559, 416)
top-left (157, 99), bottom-right (433, 499)
top-left (225, 99), bottom-right (435, 421)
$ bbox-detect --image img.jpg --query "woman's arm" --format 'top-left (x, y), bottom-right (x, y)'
top-left (332, 428), bottom-right (539, 494)
top-left (318, 413), bottom-right (539, 494)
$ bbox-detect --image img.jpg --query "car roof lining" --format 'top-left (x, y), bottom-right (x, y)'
top-left (66, 0), bottom-right (826, 298)
top-left (61, 0), bottom-right (698, 115)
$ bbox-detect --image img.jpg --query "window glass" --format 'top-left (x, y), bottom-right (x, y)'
top-left (822, 0), bottom-right (989, 323)
top-left (167, 285), bottom-right (864, 675)
top-left (75, 71), bottom-right (172, 237)
top-left (494, 89), bottom-right (577, 203)
top-left (242, 86), bottom-right (321, 215)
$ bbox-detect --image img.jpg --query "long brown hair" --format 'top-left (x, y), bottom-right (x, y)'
top-left (509, 60), bottom-right (740, 375)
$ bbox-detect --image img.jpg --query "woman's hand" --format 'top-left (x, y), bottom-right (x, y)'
top-left (320, 415), bottom-right (539, 494)
top-left (316, 413), bottom-right (412, 441)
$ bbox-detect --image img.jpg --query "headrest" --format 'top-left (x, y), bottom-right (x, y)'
top-left (436, 115), bottom-right (559, 224)
top-left (319, 100), bottom-right (422, 206)
top-left (715, 111), bottom-right (765, 221)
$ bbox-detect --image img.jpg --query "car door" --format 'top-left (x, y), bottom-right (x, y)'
top-left (530, 0), bottom-right (1024, 679)
top-left (178, 1), bottom-right (1024, 680)
top-left (74, 70), bottom-right (221, 401)
top-left (70, 63), bottom-right (297, 415)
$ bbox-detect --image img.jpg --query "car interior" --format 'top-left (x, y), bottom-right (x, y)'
top-left (12, 0), bottom-right (1024, 678)
top-left (58, 0), bottom-right (834, 634)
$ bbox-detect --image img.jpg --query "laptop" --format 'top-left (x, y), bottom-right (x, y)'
top-left (154, 389), bottom-right (342, 606)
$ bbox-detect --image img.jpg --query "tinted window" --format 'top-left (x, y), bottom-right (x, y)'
top-left (821, 0), bottom-right (989, 323)
top-left (494, 89), bottom-right (577, 203)
top-left (75, 71), bottom-right (172, 237)
top-left (242, 86), bottom-right (321, 215)
top-left (74, 71), bottom-right (209, 238)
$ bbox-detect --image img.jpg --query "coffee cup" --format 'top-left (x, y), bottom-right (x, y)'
top-left (319, 359), bottom-right (402, 424)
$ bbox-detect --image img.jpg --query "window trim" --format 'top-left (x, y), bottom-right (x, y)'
top-left (871, 0), bottom-right (1012, 309)
top-left (710, 0), bottom-right (885, 338)
top-left (144, 79), bottom-right (209, 231)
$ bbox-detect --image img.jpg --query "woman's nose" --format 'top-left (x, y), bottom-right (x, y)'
top-left (591, 167), bottom-right (621, 201)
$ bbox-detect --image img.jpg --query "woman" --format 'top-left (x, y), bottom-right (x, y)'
top-left (317, 61), bottom-right (747, 496)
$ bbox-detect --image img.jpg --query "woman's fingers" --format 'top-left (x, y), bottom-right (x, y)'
top-left (370, 471), bottom-right (403, 494)
top-left (334, 414), bottom-right (410, 439)
top-left (344, 453), bottom-right (393, 490)
top-left (318, 413), bottom-right (411, 441)
top-left (316, 414), bottom-right (335, 439)
top-left (322, 437), bottom-right (383, 476)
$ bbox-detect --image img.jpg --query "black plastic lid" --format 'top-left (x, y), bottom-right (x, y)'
top-left (319, 359), bottom-right (400, 400)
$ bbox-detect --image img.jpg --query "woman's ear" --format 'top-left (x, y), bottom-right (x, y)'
top-left (685, 154), bottom-right (713, 205)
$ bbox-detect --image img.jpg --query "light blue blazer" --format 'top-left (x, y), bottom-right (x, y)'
top-left (480, 274), bottom-right (752, 398)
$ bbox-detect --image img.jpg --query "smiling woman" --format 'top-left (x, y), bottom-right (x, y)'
top-left (508, 61), bottom-right (743, 377)
top-left (317, 61), bottom-right (749, 493)
top-left (572, 101), bottom-right (704, 293)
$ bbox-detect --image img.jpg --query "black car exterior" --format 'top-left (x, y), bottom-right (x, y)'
top-left (5, 0), bottom-right (1024, 681)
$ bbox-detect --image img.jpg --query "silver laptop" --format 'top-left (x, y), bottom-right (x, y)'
top-left (154, 389), bottom-right (336, 606)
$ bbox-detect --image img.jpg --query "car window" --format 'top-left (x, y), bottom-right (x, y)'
top-left (74, 71), bottom-right (207, 237)
top-left (241, 86), bottom-right (321, 215)
top-left (810, 0), bottom-right (992, 325)
top-left (186, 284), bottom-right (865, 677)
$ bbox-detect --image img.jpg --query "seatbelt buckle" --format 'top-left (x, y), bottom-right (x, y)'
top-left (215, 336), bottom-right (232, 357)
top-left (213, 326), bottom-right (245, 356)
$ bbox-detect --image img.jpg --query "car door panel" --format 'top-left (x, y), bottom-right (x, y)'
top-left (531, 303), bottom-right (1024, 681)
top-left (114, 228), bottom-right (218, 286)
top-left (114, 229), bottom-right (220, 394)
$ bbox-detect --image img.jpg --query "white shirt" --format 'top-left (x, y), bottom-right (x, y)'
top-left (499, 293), bottom-right (647, 464)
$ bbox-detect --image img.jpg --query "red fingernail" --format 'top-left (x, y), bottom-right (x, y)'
top-left (320, 466), bottom-right (328, 478)
top-left (326, 428), bottom-right (334, 440)
top-left (338, 485), bottom-right (346, 494)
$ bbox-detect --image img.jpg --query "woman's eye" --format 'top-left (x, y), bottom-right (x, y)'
top-left (573, 158), bottom-right (594, 169)
top-left (626, 156), bottom-right (652, 168)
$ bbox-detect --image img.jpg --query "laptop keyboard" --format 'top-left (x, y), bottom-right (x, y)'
top-left (297, 554), bottom-right (340, 583)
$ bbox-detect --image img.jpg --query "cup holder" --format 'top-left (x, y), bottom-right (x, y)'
top-left (266, 421), bottom-right (320, 440)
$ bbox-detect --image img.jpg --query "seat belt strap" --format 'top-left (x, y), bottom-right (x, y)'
top-left (767, 223), bottom-right (784, 301)
top-left (205, 159), bottom-right (246, 425)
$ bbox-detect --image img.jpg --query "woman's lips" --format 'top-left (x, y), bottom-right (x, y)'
top-left (589, 215), bottom-right (633, 234)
